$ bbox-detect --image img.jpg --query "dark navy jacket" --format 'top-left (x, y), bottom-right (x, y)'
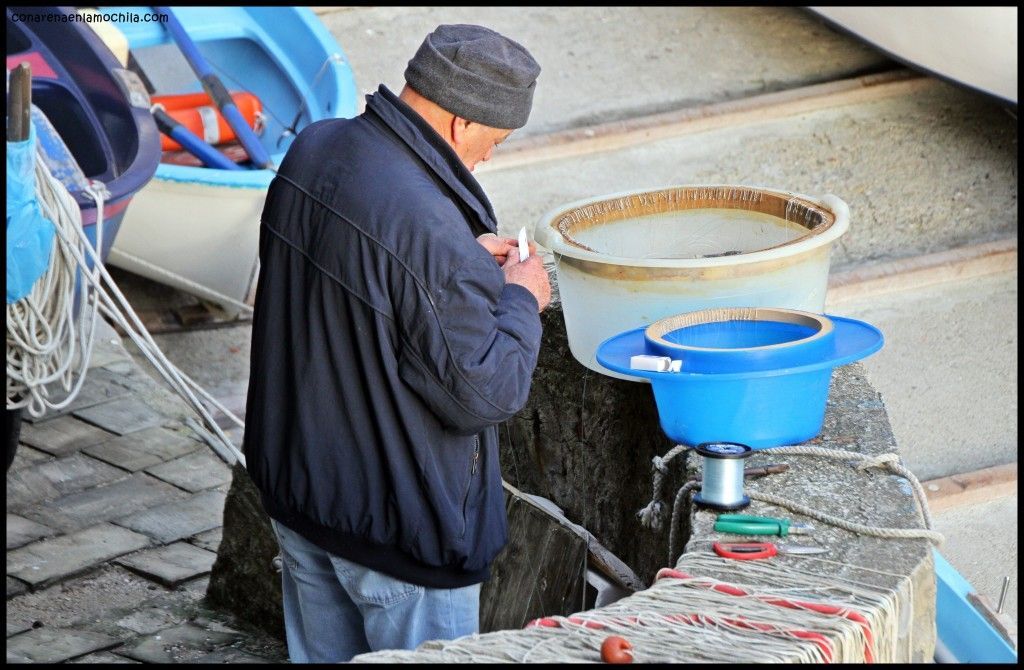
top-left (243, 86), bottom-right (542, 588)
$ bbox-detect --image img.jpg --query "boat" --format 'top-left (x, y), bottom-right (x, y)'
top-left (934, 550), bottom-right (1017, 662)
top-left (99, 6), bottom-right (360, 316)
top-left (808, 7), bottom-right (1018, 104)
top-left (6, 5), bottom-right (162, 261)
top-left (6, 6), bottom-right (161, 465)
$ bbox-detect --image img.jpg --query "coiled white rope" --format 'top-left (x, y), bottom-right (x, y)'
top-left (6, 144), bottom-right (245, 466)
top-left (6, 154), bottom-right (105, 418)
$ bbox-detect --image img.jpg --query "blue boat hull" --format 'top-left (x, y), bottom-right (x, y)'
top-left (934, 550), bottom-right (1017, 663)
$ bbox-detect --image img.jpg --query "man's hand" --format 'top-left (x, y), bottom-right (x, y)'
top-left (477, 233), bottom-right (537, 267)
top-left (502, 247), bottom-right (551, 312)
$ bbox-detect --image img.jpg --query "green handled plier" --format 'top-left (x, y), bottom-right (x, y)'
top-left (714, 514), bottom-right (814, 537)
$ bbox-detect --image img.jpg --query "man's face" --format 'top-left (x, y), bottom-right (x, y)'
top-left (452, 120), bottom-right (513, 172)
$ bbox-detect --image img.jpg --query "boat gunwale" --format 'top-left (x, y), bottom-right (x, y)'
top-left (108, 6), bottom-right (357, 188)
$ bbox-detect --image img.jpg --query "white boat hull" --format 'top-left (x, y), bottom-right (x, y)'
top-left (107, 178), bottom-right (262, 316)
top-left (102, 6), bottom-right (358, 315)
top-left (810, 7), bottom-right (1017, 103)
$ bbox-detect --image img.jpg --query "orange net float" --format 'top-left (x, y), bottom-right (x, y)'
top-left (152, 91), bottom-right (263, 151)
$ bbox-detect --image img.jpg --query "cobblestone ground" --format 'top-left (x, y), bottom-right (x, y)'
top-left (6, 321), bottom-right (288, 664)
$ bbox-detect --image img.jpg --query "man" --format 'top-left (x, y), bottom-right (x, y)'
top-left (242, 24), bottom-right (550, 663)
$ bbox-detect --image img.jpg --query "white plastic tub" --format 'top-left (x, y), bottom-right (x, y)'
top-left (534, 185), bottom-right (850, 378)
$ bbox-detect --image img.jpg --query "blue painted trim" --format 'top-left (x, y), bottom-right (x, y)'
top-left (934, 549), bottom-right (1017, 663)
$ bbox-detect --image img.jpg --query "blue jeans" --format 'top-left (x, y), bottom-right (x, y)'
top-left (270, 519), bottom-right (481, 663)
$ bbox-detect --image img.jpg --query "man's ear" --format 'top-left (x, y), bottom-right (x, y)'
top-left (451, 116), bottom-right (470, 145)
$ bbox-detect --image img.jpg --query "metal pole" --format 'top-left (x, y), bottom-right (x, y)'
top-left (996, 575), bottom-right (1010, 614)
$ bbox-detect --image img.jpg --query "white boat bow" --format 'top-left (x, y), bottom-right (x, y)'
top-left (809, 7), bottom-right (1017, 104)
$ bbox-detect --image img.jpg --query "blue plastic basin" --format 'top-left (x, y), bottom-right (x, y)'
top-left (597, 314), bottom-right (884, 448)
top-left (649, 366), bottom-right (834, 448)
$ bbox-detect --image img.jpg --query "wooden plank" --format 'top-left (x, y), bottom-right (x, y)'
top-left (923, 463), bottom-right (1017, 513)
top-left (479, 69), bottom-right (932, 173)
top-left (480, 493), bottom-right (587, 633)
top-left (116, 309), bottom-right (179, 336)
top-left (112, 306), bottom-right (250, 336)
top-left (174, 303), bottom-right (218, 328)
top-left (480, 483), bottom-right (649, 632)
top-left (827, 239), bottom-right (1017, 307)
top-left (502, 481), bottom-right (645, 592)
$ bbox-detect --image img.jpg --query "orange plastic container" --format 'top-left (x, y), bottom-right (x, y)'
top-left (152, 91), bottom-right (262, 151)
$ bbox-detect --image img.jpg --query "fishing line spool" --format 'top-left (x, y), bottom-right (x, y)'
top-left (691, 442), bottom-right (753, 511)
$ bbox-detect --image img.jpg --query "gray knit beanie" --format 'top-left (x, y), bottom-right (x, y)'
top-left (404, 24), bottom-right (541, 130)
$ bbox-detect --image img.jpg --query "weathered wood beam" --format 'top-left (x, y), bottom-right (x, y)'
top-left (922, 463), bottom-right (1017, 514)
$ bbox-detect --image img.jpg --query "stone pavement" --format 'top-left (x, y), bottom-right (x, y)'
top-left (6, 319), bottom-right (287, 664)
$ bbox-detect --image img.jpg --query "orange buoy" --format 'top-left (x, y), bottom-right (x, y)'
top-left (600, 636), bottom-right (633, 664)
top-left (152, 91), bottom-right (263, 151)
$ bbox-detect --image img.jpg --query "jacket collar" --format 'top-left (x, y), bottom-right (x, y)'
top-left (365, 85), bottom-right (497, 234)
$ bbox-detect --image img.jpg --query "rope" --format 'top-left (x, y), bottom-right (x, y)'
top-left (6, 155), bottom-right (106, 417)
top-left (70, 223), bottom-right (247, 465)
top-left (747, 491), bottom-right (945, 545)
top-left (667, 480), bottom-right (699, 566)
top-left (766, 445), bottom-right (938, 531)
top-left (645, 443), bottom-right (945, 565)
top-left (6, 143), bottom-right (245, 466)
top-left (637, 443), bottom-right (687, 530)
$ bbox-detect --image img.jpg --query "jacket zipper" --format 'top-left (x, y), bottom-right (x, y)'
top-left (460, 435), bottom-right (480, 538)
